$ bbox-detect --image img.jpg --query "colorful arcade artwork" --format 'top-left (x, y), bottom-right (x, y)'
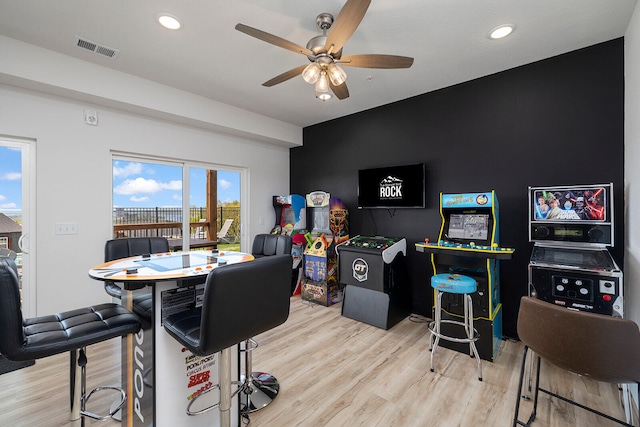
top-left (532, 185), bottom-right (608, 221)
top-left (301, 191), bottom-right (349, 306)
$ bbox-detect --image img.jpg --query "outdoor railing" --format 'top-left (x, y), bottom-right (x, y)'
top-left (112, 206), bottom-right (239, 239)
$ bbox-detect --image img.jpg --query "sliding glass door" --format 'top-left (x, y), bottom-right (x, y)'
top-left (0, 138), bottom-right (36, 316)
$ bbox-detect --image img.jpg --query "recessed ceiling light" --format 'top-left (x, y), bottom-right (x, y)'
top-left (489, 24), bottom-right (515, 40)
top-left (158, 14), bottom-right (182, 30)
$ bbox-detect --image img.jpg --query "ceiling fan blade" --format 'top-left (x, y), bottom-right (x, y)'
top-left (262, 64), bottom-right (308, 87)
top-left (235, 23), bottom-right (313, 57)
top-left (324, 0), bottom-right (371, 55)
top-left (340, 54), bottom-right (414, 69)
top-left (330, 81), bottom-right (350, 100)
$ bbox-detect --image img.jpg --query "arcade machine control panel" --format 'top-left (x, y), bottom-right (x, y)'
top-left (338, 235), bottom-right (406, 263)
top-left (415, 239), bottom-right (515, 260)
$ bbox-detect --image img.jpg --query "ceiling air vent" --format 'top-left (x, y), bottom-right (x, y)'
top-left (74, 36), bottom-right (119, 59)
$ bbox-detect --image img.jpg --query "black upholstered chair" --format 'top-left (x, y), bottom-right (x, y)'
top-left (163, 254), bottom-right (292, 424)
top-left (251, 233), bottom-right (292, 258)
top-left (234, 234), bottom-right (293, 414)
top-left (103, 237), bottom-right (169, 299)
top-left (513, 296), bottom-right (640, 427)
top-left (0, 257), bottom-right (141, 422)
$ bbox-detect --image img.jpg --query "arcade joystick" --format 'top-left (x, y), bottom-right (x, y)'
top-left (424, 237), bottom-right (430, 244)
top-left (304, 232), bottom-right (314, 247)
top-left (492, 243), bottom-right (498, 250)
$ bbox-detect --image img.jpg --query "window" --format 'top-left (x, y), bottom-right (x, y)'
top-left (112, 155), bottom-right (241, 250)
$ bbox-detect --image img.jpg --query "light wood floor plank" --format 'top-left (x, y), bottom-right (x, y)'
top-left (0, 296), bottom-right (630, 426)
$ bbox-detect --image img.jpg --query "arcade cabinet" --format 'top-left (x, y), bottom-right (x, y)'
top-left (337, 235), bottom-right (409, 329)
top-left (273, 195), bottom-right (307, 294)
top-left (528, 183), bottom-right (623, 317)
top-left (415, 191), bottom-right (514, 361)
top-left (301, 191), bottom-right (349, 306)
top-left (526, 183), bottom-right (631, 420)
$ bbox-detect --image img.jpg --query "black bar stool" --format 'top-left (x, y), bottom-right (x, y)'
top-left (240, 234), bottom-right (293, 413)
top-left (0, 257), bottom-right (141, 422)
top-left (163, 254), bottom-right (292, 426)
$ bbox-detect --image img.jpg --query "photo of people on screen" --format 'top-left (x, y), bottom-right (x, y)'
top-left (534, 187), bottom-right (606, 220)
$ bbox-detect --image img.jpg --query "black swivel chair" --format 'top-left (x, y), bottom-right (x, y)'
top-left (163, 254), bottom-right (292, 425)
top-left (103, 237), bottom-right (170, 299)
top-left (513, 296), bottom-right (640, 427)
top-left (0, 257), bottom-right (141, 422)
top-left (236, 233), bottom-right (293, 414)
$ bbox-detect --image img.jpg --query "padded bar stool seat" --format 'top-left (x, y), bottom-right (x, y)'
top-left (0, 257), bottom-right (141, 422)
top-left (428, 273), bottom-right (482, 381)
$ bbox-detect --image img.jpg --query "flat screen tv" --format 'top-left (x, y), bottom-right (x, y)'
top-left (357, 163), bottom-right (425, 209)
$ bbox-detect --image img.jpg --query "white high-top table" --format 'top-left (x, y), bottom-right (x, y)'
top-left (89, 250), bottom-right (254, 427)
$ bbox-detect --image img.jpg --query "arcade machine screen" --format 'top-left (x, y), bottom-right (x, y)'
top-left (447, 213), bottom-right (489, 241)
top-left (309, 207), bottom-right (331, 236)
top-left (281, 205), bottom-right (296, 227)
top-left (531, 185), bottom-right (609, 222)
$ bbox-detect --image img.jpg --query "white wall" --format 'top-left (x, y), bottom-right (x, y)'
top-left (626, 5), bottom-right (640, 326)
top-left (625, 2), bottom-right (640, 408)
top-left (0, 84), bottom-right (291, 315)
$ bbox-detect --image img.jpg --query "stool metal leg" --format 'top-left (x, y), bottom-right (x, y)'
top-left (429, 291), bottom-right (444, 373)
top-left (219, 347), bottom-right (232, 427)
top-left (69, 347), bottom-right (128, 422)
top-left (465, 295), bottom-right (482, 381)
top-left (70, 349), bottom-right (82, 421)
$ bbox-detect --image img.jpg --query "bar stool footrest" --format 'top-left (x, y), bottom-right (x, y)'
top-left (186, 380), bottom-right (244, 416)
top-left (428, 319), bottom-right (480, 344)
top-left (81, 386), bottom-right (126, 421)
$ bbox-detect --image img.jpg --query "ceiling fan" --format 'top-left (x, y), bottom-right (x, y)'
top-left (235, 0), bottom-right (414, 101)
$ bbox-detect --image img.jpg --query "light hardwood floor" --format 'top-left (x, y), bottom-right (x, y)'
top-left (0, 296), bottom-right (631, 426)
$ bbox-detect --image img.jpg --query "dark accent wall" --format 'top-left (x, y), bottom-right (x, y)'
top-left (290, 38), bottom-right (624, 339)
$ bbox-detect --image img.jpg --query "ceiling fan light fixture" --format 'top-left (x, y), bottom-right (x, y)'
top-left (327, 63), bottom-right (347, 86)
top-left (316, 89), bottom-right (332, 102)
top-left (315, 72), bottom-right (332, 101)
top-left (316, 72), bottom-right (330, 93)
top-left (302, 63), bottom-right (321, 84)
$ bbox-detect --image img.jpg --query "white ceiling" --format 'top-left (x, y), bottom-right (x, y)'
top-left (0, 0), bottom-right (636, 128)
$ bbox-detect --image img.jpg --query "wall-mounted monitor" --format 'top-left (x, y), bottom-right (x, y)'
top-left (357, 163), bottom-right (425, 209)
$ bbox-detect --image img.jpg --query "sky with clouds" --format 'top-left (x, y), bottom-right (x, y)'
top-left (112, 160), bottom-right (240, 207)
top-left (0, 148), bottom-right (240, 214)
top-left (0, 146), bottom-right (22, 213)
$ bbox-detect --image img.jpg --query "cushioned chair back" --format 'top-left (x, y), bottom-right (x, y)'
top-left (0, 257), bottom-right (26, 357)
top-left (251, 234), bottom-right (292, 258)
top-left (105, 237), bottom-right (169, 262)
top-left (199, 254), bottom-right (292, 355)
top-left (517, 296), bottom-right (640, 384)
